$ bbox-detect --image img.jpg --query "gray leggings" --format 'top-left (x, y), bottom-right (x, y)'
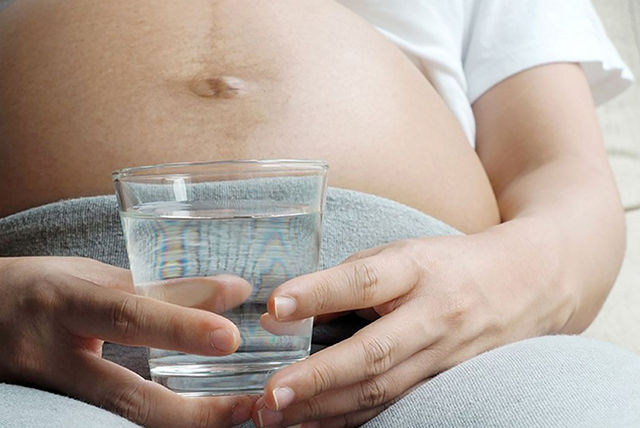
top-left (1, 189), bottom-right (640, 427)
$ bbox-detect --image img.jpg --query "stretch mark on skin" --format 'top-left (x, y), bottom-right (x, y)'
top-left (189, 76), bottom-right (248, 99)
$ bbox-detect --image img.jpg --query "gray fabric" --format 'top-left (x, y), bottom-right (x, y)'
top-left (363, 335), bottom-right (640, 428)
top-left (0, 188), bottom-right (458, 376)
top-left (0, 384), bottom-right (137, 427)
top-left (0, 187), bottom-right (460, 269)
top-left (1, 190), bottom-right (640, 427)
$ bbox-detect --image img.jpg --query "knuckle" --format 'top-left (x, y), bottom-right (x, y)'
top-left (357, 377), bottom-right (388, 409)
top-left (360, 334), bottom-right (395, 377)
top-left (8, 337), bottom-right (40, 378)
top-left (337, 414), bottom-right (351, 428)
top-left (106, 384), bottom-right (152, 425)
top-left (397, 238), bottom-right (424, 256)
top-left (399, 245), bottom-right (426, 283)
top-left (396, 239), bottom-right (431, 279)
top-left (20, 281), bottom-right (58, 315)
top-left (300, 396), bottom-right (325, 421)
top-left (165, 313), bottom-right (187, 347)
top-left (193, 403), bottom-right (217, 428)
top-left (309, 361), bottom-right (335, 395)
top-left (111, 296), bottom-right (143, 338)
top-left (342, 253), bottom-right (361, 265)
top-left (311, 276), bottom-right (334, 313)
top-left (350, 261), bottom-right (379, 303)
top-left (440, 293), bottom-right (474, 327)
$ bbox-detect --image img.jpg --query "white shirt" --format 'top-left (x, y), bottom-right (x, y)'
top-left (338, 0), bottom-right (634, 146)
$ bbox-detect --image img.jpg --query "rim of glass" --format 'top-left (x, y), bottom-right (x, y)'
top-left (112, 159), bottom-right (328, 181)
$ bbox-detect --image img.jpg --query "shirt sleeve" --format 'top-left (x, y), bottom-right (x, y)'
top-left (463, 0), bottom-right (634, 105)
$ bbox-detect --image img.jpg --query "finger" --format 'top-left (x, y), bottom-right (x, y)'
top-left (268, 252), bottom-right (419, 321)
top-left (255, 394), bottom-right (384, 428)
top-left (54, 257), bottom-right (136, 293)
top-left (59, 352), bottom-right (256, 428)
top-left (269, 331), bottom-right (490, 425)
top-left (138, 275), bottom-right (252, 313)
top-left (262, 301), bottom-right (442, 411)
top-left (304, 406), bottom-right (384, 428)
top-left (269, 325), bottom-right (496, 424)
top-left (311, 246), bottom-right (388, 327)
top-left (340, 244), bottom-right (387, 264)
top-left (259, 313), bottom-right (313, 336)
top-left (262, 350), bottom-right (434, 426)
top-left (63, 279), bottom-right (242, 355)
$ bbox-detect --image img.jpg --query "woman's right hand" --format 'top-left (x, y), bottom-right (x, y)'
top-left (0, 256), bottom-right (256, 427)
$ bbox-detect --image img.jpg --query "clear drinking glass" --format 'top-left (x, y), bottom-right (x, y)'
top-left (113, 160), bottom-right (328, 396)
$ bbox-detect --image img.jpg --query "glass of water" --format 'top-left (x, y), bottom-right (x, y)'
top-left (112, 160), bottom-right (328, 396)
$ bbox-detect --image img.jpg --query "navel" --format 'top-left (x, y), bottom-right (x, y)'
top-left (188, 76), bottom-right (248, 99)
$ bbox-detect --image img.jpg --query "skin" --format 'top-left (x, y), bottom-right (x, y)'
top-left (251, 64), bottom-right (626, 427)
top-left (0, 0), bottom-right (499, 232)
top-left (0, 257), bottom-right (257, 427)
top-left (0, 1), bottom-right (625, 427)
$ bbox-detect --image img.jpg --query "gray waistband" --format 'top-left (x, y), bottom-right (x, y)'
top-left (0, 188), bottom-right (460, 270)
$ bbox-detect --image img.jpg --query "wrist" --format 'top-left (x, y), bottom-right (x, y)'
top-left (477, 216), bottom-right (577, 335)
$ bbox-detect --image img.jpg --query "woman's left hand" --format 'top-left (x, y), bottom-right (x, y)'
top-left (251, 230), bottom-right (569, 427)
top-left (249, 63), bottom-right (624, 427)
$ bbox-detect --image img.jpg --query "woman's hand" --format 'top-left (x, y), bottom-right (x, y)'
top-left (251, 63), bottom-right (626, 428)
top-left (0, 256), bottom-right (256, 427)
top-left (252, 225), bottom-right (575, 427)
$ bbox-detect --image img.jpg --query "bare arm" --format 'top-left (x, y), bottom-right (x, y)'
top-left (474, 62), bottom-right (626, 333)
top-left (249, 63), bottom-right (627, 427)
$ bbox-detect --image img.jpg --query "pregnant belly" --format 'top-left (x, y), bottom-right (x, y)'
top-left (0, 0), bottom-right (499, 232)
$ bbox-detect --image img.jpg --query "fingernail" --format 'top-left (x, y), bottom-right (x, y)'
top-left (256, 402), bottom-right (283, 427)
top-left (274, 296), bottom-right (297, 319)
top-left (210, 329), bottom-right (236, 352)
top-left (272, 386), bottom-right (296, 411)
top-left (231, 402), bottom-right (250, 425)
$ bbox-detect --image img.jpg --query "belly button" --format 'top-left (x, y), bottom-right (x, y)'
top-left (188, 76), bottom-right (248, 99)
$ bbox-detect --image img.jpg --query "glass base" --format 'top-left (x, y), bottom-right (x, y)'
top-left (150, 352), bottom-right (308, 396)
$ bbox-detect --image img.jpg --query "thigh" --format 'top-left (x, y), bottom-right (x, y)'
top-left (0, 188), bottom-right (462, 365)
top-left (0, 188), bottom-right (461, 269)
top-left (364, 335), bottom-right (640, 427)
top-left (0, 383), bottom-right (138, 428)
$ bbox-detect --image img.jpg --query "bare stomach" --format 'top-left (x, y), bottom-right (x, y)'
top-left (0, 0), bottom-right (499, 233)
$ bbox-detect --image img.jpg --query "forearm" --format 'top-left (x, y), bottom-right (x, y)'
top-left (484, 155), bottom-right (625, 334)
top-left (472, 63), bottom-right (626, 335)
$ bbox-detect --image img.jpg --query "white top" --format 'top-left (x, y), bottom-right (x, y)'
top-left (338, 0), bottom-right (634, 146)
